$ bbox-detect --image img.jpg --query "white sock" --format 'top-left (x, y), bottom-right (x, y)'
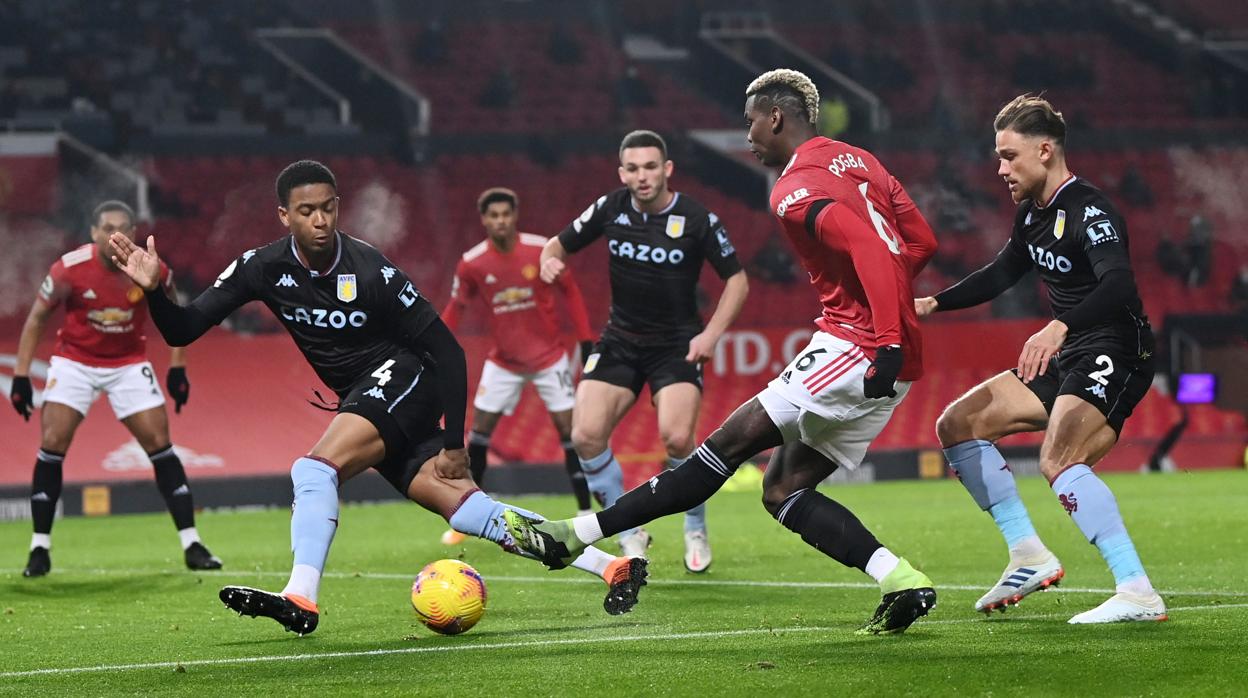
top-left (1007, 535), bottom-right (1048, 562)
top-left (864, 547), bottom-right (901, 584)
top-left (31, 533), bottom-right (51, 551)
top-left (576, 509), bottom-right (593, 518)
top-left (177, 527), bottom-right (201, 550)
top-left (570, 546), bottom-right (614, 577)
top-left (572, 514), bottom-right (604, 545)
top-left (281, 563), bottom-right (323, 603)
top-left (1118, 575), bottom-right (1156, 597)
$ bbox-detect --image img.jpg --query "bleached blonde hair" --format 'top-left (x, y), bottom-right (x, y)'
top-left (745, 69), bottom-right (820, 124)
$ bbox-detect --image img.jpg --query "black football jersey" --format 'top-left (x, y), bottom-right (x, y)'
top-left (189, 232), bottom-right (439, 395)
top-left (557, 188), bottom-right (742, 344)
top-left (1001, 177), bottom-right (1151, 355)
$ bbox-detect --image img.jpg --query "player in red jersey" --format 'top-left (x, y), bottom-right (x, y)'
top-left (506, 69), bottom-right (940, 634)
top-left (438, 188), bottom-right (596, 545)
top-left (8, 201), bottom-right (221, 577)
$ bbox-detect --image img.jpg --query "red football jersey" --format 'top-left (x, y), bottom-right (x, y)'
top-left (769, 137), bottom-right (936, 381)
top-left (444, 233), bottom-right (594, 373)
top-left (38, 243), bottom-right (173, 367)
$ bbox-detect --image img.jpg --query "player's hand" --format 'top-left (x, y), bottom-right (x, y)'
top-left (863, 345), bottom-right (903, 399)
top-left (166, 367), bottom-right (190, 414)
top-left (10, 375), bottom-right (33, 421)
top-left (1017, 320), bottom-right (1067, 384)
top-left (914, 297), bottom-right (938, 318)
top-left (540, 257), bottom-right (566, 284)
top-left (434, 448), bottom-right (470, 480)
top-left (685, 331), bottom-right (719, 364)
top-left (109, 234), bottom-right (162, 292)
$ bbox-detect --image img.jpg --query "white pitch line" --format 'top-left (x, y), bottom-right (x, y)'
top-left (2, 602), bottom-right (1246, 680)
top-left (15, 567), bottom-right (1248, 598)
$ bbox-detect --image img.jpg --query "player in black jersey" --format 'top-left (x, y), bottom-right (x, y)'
top-left (108, 160), bottom-right (647, 635)
top-left (540, 130), bottom-right (749, 570)
top-left (915, 95), bottom-right (1166, 623)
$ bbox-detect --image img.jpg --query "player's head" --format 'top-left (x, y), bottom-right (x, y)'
top-left (477, 187), bottom-right (518, 245)
top-left (90, 200), bottom-right (136, 262)
top-left (744, 68), bottom-right (819, 167)
top-left (276, 160), bottom-right (339, 256)
top-left (993, 94), bottom-right (1067, 204)
top-left (618, 130), bottom-right (673, 207)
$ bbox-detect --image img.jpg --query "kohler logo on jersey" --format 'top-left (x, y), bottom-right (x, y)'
top-left (280, 305), bottom-right (368, 329)
top-left (608, 239), bottom-right (686, 265)
top-left (776, 188), bottom-right (809, 217)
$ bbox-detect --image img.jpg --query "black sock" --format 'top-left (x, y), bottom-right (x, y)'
top-left (150, 446), bottom-right (195, 530)
top-left (468, 431), bottom-right (489, 486)
top-left (31, 449), bottom-right (64, 538)
top-left (598, 443), bottom-right (733, 538)
top-left (772, 489), bottom-right (881, 571)
top-left (563, 442), bottom-right (591, 510)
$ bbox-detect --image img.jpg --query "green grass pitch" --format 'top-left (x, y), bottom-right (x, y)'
top-left (2, 470), bottom-right (1246, 696)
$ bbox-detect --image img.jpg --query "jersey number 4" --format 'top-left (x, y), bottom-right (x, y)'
top-left (858, 182), bottom-right (901, 255)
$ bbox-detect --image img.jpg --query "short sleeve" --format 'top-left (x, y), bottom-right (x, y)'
top-left (700, 210), bottom-right (743, 279)
top-left (1077, 203), bottom-right (1132, 278)
top-left (380, 263), bottom-right (441, 345)
top-left (557, 194), bottom-right (610, 254)
top-left (37, 262), bottom-right (71, 307)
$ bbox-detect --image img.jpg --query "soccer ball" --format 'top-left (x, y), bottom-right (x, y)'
top-left (410, 559), bottom-right (487, 635)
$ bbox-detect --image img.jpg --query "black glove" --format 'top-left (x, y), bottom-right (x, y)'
top-left (166, 367), bottom-right (190, 414)
top-left (10, 375), bottom-right (33, 421)
top-left (863, 345), bottom-right (902, 399)
top-left (579, 340), bottom-right (595, 368)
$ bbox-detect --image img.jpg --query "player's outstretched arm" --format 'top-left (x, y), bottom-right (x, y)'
top-left (110, 235), bottom-right (217, 347)
top-left (687, 270), bottom-right (748, 363)
top-left (539, 236), bottom-right (569, 284)
top-left (109, 233), bottom-right (162, 291)
top-left (930, 241), bottom-right (1031, 313)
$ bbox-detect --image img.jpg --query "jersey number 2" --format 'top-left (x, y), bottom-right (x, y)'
top-left (858, 182), bottom-right (901, 255)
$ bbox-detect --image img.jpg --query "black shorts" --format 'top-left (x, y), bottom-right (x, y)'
top-left (338, 352), bottom-right (445, 494)
top-left (582, 334), bottom-right (703, 397)
top-left (1015, 347), bottom-right (1155, 434)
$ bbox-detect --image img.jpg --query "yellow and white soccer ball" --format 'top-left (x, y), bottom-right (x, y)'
top-left (410, 559), bottom-right (487, 635)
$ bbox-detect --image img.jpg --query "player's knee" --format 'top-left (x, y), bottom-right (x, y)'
top-left (760, 484), bottom-right (791, 518)
top-left (660, 431), bottom-right (695, 460)
top-left (935, 402), bottom-right (973, 447)
top-left (570, 425), bottom-right (606, 457)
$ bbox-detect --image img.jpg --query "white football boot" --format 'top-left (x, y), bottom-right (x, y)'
top-left (683, 529), bottom-right (712, 573)
top-left (1068, 591), bottom-right (1168, 624)
top-left (619, 529), bottom-right (651, 559)
top-left (975, 553), bottom-right (1065, 613)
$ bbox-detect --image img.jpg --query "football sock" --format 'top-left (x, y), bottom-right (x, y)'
top-left (1051, 464), bottom-right (1150, 591)
top-left (467, 431), bottom-right (489, 487)
top-left (30, 449), bottom-right (63, 543)
top-left (449, 490), bottom-right (611, 577)
top-left (595, 442), bottom-right (731, 541)
top-left (772, 488), bottom-right (883, 573)
top-left (149, 445), bottom-right (196, 531)
top-left (668, 454), bottom-right (708, 532)
top-left (281, 457), bottom-right (339, 603)
top-left (864, 547), bottom-right (902, 584)
top-left (946, 439), bottom-right (1044, 558)
top-left (579, 448), bottom-right (638, 541)
top-left (177, 527), bottom-right (202, 550)
top-left (563, 440), bottom-right (592, 511)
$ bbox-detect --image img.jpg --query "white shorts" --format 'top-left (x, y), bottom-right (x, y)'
top-left (756, 331), bottom-right (910, 470)
top-left (43, 355), bottom-right (166, 420)
top-left (473, 354), bottom-right (575, 416)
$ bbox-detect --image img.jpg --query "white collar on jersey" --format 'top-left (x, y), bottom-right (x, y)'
top-left (289, 230), bottom-right (343, 277)
top-left (630, 191), bottom-right (680, 218)
top-left (1033, 174), bottom-right (1078, 210)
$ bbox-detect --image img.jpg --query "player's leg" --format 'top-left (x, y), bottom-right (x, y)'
top-left (936, 368), bottom-right (1062, 612)
top-left (23, 401), bottom-right (84, 577)
top-left (653, 381), bottom-right (712, 572)
top-left (220, 412), bottom-right (385, 635)
top-left (468, 359), bottom-right (526, 487)
top-left (506, 396), bottom-right (783, 568)
top-left (118, 383), bottom-right (221, 570)
top-left (760, 441), bottom-right (934, 634)
top-left (440, 408), bottom-right (501, 546)
top-left (533, 353), bottom-right (592, 514)
top-left (401, 446), bottom-right (647, 615)
top-left (570, 376), bottom-right (641, 546)
top-left (1042, 392), bottom-right (1166, 624)
top-left (23, 356), bottom-right (97, 577)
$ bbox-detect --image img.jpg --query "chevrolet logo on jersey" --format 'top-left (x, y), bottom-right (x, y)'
top-left (1053, 210), bottom-right (1066, 239)
top-left (666, 215), bottom-right (686, 239)
top-left (491, 286), bottom-right (534, 307)
top-left (337, 274), bottom-right (357, 302)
